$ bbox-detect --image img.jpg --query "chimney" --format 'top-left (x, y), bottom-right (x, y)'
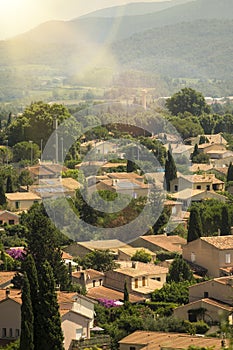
top-left (5, 288), bottom-right (10, 298)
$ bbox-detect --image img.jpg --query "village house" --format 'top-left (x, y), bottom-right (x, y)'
top-left (117, 247), bottom-right (156, 262)
top-left (87, 172), bottom-right (150, 198)
top-left (171, 188), bottom-right (227, 209)
top-left (86, 285), bottom-right (145, 304)
top-left (27, 163), bottom-right (67, 180)
top-left (25, 177), bottom-right (80, 199)
top-left (72, 269), bottom-right (105, 291)
top-left (0, 211), bottom-right (19, 225)
top-left (186, 133), bottom-right (228, 147)
top-left (64, 239), bottom-right (129, 259)
top-left (183, 236), bottom-right (233, 277)
top-left (118, 330), bottom-right (226, 350)
top-left (5, 192), bottom-right (41, 211)
top-left (0, 289), bottom-right (21, 346)
top-left (129, 234), bottom-right (186, 254)
top-left (58, 292), bottom-right (96, 350)
top-left (170, 173), bottom-right (225, 193)
top-left (173, 276), bottom-right (233, 324)
top-left (104, 261), bottom-right (168, 299)
top-left (0, 289), bottom-right (96, 350)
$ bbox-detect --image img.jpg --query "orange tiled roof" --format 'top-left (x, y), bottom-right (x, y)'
top-left (119, 330), bottom-right (226, 349)
top-left (139, 235), bottom-right (185, 253)
top-left (72, 269), bottom-right (104, 279)
top-left (87, 286), bottom-right (144, 303)
top-left (201, 236), bottom-right (233, 249)
top-left (0, 272), bottom-right (16, 287)
top-left (0, 289), bottom-right (21, 304)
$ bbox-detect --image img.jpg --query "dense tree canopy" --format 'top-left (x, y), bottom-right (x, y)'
top-left (166, 88), bottom-right (210, 116)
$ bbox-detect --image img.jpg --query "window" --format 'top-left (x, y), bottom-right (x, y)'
top-left (135, 278), bottom-right (138, 288)
top-left (15, 329), bottom-right (20, 337)
top-left (0, 220), bottom-right (2, 225)
top-left (8, 220), bottom-right (14, 225)
top-left (34, 200), bottom-right (39, 204)
top-left (15, 201), bottom-right (20, 209)
top-left (226, 253), bottom-right (231, 264)
top-left (99, 279), bottom-right (103, 286)
top-left (204, 292), bottom-right (209, 298)
top-left (9, 328), bottom-right (13, 338)
top-left (130, 347), bottom-right (136, 350)
top-left (2, 328), bottom-right (6, 338)
top-left (191, 252), bottom-right (196, 263)
top-left (206, 185), bottom-right (210, 190)
top-left (76, 328), bottom-right (83, 340)
top-left (93, 280), bottom-right (96, 287)
top-left (174, 185), bottom-right (178, 192)
top-left (142, 276), bottom-right (146, 287)
top-left (196, 185), bottom-right (201, 190)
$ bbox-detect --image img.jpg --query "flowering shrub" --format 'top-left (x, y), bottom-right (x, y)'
top-left (6, 248), bottom-right (25, 261)
top-left (98, 298), bottom-right (121, 308)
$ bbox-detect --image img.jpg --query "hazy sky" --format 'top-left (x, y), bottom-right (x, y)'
top-left (0, 0), bottom-right (167, 40)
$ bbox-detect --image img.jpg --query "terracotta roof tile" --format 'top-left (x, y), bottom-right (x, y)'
top-left (87, 286), bottom-right (144, 303)
top-left (72, 269), bottom-right (104, 279)
top-left (201, 236), bottom-right (233, 249)
top-left (0, 272), bottom-right (16, 287)
top-left (119, 330), bottom-right (226, 349)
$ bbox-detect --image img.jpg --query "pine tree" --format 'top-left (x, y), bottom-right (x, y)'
top-left (164, 147), bottom-right (177, 191)
top-left (227, 162), bottom-right (233, 182)
top-left (22, 254), bottom-right (40, 350)
top-left (187, 207), bottom-right (203, 243)
top-left (6, 175), bottom-right (13, 193)
top-left (166, 255), bottom-right (193, 283)
top-left (220, 205), bottom-right (231, 236)
top-left (37, 261), bottom-right (64, 350)
top-left (0, 181), bottom-right (6, 206)
top-left (19, 273), bottom-right (34, 350)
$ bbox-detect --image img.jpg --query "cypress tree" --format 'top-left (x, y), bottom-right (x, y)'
top-left (6, 175), bottom-right (13, 193)
top-left (124, 280), bottom-right (129, 303)
top-left (0, 181), bottom-right (6, 206)
top-left (37, 261), bottom-right (64, 350)
top-left (164, 147), bottom-right (177, 191)
top-left (227, 162), bottom-right (233, 182)
top-left (22, 254), bottom-right (40, 350)
top-left (220, 205), bottom-right (231, 236)
top-left (187, 207), bottom-right (203, 243)
top-left (19, 272), bottom-right (34, 350)
top-left (191, 143), bottom-right (199, 161)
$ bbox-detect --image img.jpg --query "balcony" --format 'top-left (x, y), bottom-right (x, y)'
top-left (71, 334), bottom-right (111, 350)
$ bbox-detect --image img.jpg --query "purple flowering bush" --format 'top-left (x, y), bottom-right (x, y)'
top-left (98, 298), bottom-right (121, 308)
top-left (6, 248), bottom-right (26, 261)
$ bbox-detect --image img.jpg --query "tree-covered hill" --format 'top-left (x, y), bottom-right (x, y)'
top-left (112, 19), bottom-right (233, 80)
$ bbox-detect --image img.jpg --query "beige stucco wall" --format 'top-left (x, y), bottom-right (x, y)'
top-left (189, 280), bottom-right (233, 305)
top-left (0, 299), bottom-right (21, 339)
top-left (72, 297), bottom-right (94, 328)
top-left (62, 311), bottom-right (90, 350)
top-left (173, 300), bottom-right (230, 323)
top-left (182, 239), bottom-right (221, 277)
top-left (7, 199), bottom-right (41, 211)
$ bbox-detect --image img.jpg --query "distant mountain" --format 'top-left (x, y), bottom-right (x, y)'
top-left (8, 0), bottom-right (233, 46)
top-left (112, 19), bottom-right (233, 80)
top-left (79, 0), bottom-right (193, 18)
top-left (1, 0), bottom-right (233, 97)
